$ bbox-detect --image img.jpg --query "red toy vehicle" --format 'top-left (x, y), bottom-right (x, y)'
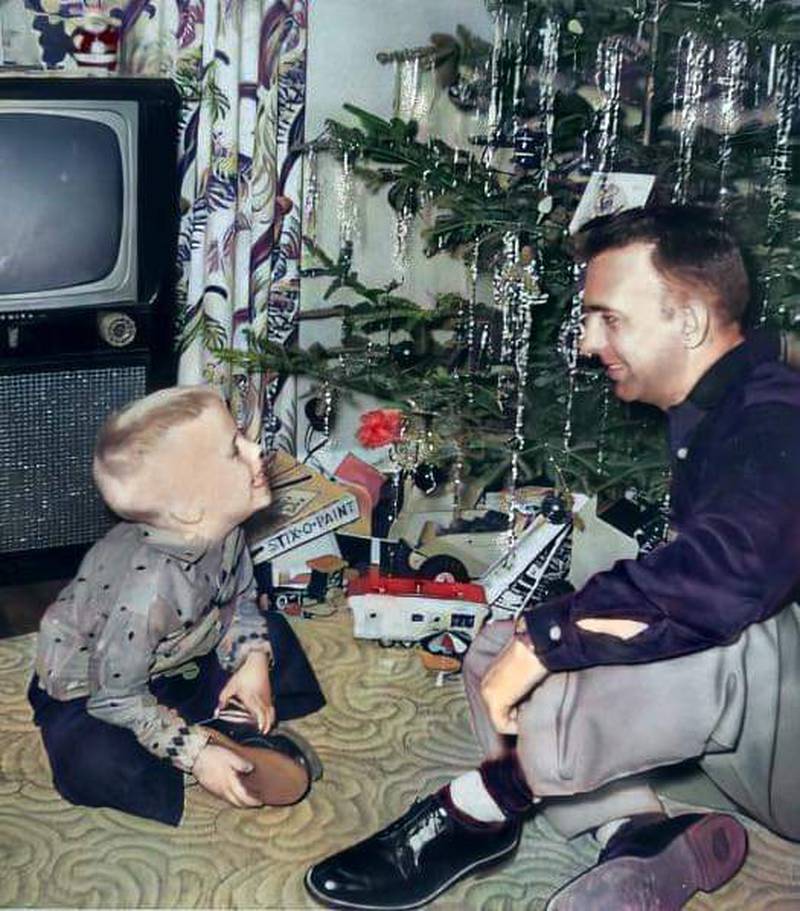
top-left (347, 568), bottom-right (489, 646)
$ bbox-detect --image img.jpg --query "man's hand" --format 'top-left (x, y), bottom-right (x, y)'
top-left (217, 649), bottom-right (275, 733)
top-left (480, 636), bottom-right (549, 735)
top-left (192, 743), bottom-right (263, 807)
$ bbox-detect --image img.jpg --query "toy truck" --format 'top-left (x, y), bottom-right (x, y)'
top-left (347, 568), bottom-right (490, 647)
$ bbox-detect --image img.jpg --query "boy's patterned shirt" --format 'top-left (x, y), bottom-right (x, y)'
top-left (33, 523), bottom-right (271, 772)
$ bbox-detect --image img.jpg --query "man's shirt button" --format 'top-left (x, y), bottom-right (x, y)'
top-left (548, 624), bottom-right (562, 642)
top-left (676, 447), bottom-right (689, 460)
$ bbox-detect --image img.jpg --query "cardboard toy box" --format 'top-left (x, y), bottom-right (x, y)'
top-left (246, 451), bottom-right (360, 564)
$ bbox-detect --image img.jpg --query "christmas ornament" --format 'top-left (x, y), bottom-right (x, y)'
top-left (558, 262), bottom-right (585, 450)
top-left (395, 56), bottom-right (421, 121)
top-left (486, 9), bottom-right (508, 141)
top-left (718, 39), bottom-right (749, 204)
top-left (304, 391), bottom-right (336, 434)
top-left (337, 149), bottom-right (359, 248)
top-left (413, 462), bottom-right (447, 496)
top-left (766, 44), bottom-right (797, 238)
top-left (595, 37), bottom-right (624, 172)
top-left (761, 43), bottom-right (799, 322)
top-left (393, 205), bottom-right (414, 281)
top-left (393, 52), bottom-right (437, 129)
top-left (302, 146), bottom-right (320, 260)
top-left (448, 75), bottom-right (480, 111)
top-left (540, 492), bottom-right (569, 525)
top-left (391, 340), bottom-right (416, 366)
top-left (672, 32), bottom-right (713, 203)
top-left (538, 15), bottom-right (561, 187)
top-left (512, 126), bottom-right (544, 170)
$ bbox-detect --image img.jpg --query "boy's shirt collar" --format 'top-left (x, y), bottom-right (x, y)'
top-left (136, 523), bottom-right (209, 564)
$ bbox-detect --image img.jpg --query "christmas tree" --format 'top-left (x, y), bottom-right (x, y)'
top-left (223, 0), bottom-right (799, 509)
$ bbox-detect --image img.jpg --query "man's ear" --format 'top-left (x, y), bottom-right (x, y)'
top-left (681, 298), bottom-right (710, 350)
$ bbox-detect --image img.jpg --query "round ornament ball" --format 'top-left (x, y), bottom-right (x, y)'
top-left (540, 492), bottom-right (569, 525)
top-left (304, 396), bottom-right (336, 432)
top-left (392, 341), bottom-right (416, 366)
top-left (413, 463), bottom-right (446, 496)
top-left (513, 127), bottom-right (544, 171)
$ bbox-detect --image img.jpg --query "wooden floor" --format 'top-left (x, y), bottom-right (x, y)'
top-left (2, 587), bottom-right (800, 909)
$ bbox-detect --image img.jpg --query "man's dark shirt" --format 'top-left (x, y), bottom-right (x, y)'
top-left (524, 334), bottom-right (800, 672)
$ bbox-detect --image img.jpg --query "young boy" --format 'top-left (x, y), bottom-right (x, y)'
top-left (28, 385), bottom-right (324, 825)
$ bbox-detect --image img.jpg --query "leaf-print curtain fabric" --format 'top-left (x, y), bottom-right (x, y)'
top-left (30, 0), bottom-right (306, 445)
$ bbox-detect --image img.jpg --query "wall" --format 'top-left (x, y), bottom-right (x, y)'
top-left (0, 0), bottom-right (41, 66)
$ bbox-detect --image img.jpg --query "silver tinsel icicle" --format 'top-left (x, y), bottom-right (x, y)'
top-left (718, 39), bottom-right (748, 206)
top-left (761, 44), bottom-right (799, 323)
top-left (558, 262), bottom-right (585, 451)
top-left (393, 206), bottom-right (414, 282)
top-left (491, 233), bottom-right (542, 551)
top-left (539, 16), bottom-right (560, 189)
top-left (494, 232), bottom-right (521, 416)
top-left (337, 149), bottom-right (359, 248)
top-left (302, 146), bottom-right (319, 259)
top-left (507, 291), bottom-right (533, 553)
top-left (672, 32), bottom-right (713, 203)
top-left (595, 37), bottom-right (624, 172)
top-left (395, 56), bottom-right (421, 121)
top-left (487, 10), bottom-right (510, 141)
top-left (766, 45), bottom-right (798, 239)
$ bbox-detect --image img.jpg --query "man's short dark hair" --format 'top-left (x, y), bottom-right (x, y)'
top-left (572, 205), bottom-right (750, 325)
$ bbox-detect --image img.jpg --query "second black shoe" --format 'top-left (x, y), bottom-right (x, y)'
top-left (305, 791), bottom-right (522, 910)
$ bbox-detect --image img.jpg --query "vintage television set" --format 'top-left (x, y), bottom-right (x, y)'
top-left (0, 76), bottom-right (181, 582)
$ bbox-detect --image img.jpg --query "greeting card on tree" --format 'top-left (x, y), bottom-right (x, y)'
top-left (569, 172), bottom-right (655, 235)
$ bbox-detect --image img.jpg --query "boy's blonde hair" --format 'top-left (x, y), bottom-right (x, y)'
top-left (93, 385), bottom-right (223, 522)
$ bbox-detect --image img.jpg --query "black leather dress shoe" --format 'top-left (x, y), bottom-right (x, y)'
top-left (546, 811), bottom-right (748, 911)
top-left (305, 791), bottom-right (521, 910)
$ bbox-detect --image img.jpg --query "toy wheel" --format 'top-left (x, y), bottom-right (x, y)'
top-left (378, 638), bottom-right (395, 648)
top-left (399, 639), bottom-right (415, 649)
top-left (418, 555), bottom-right (469, 583)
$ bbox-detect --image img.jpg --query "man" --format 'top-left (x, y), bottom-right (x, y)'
top-left (305, 206), bottom-right (800, 910)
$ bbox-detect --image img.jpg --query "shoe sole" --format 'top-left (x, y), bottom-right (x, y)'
top-left (304, 836), bottom-right (519, 911)
top-left (272, 723), bottom-right (325, 782)
top-left (546, 813), bottom-right (748, 911)
top-left (203, 727), bottom-right (310, 806)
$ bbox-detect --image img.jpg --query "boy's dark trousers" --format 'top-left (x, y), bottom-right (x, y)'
top-left (28, 612), bottom-right (325, 826)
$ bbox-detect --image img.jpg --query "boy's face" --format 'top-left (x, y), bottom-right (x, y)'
top-left (148, 398), bottom-right (271, 540)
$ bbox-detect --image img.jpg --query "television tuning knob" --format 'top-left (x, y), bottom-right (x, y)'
top-left (97, 311), bottom-right (136, 348)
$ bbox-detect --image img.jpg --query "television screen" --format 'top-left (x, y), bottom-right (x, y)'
top-left (0, 96), bottom-right (138, 312)
top-left (0, 113), bottom-right (123, 295)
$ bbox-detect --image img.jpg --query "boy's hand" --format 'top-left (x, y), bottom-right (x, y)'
top-left (192, 743), bottom-right (263, 807)
top-left (217, 650), bottom-right (275, 733)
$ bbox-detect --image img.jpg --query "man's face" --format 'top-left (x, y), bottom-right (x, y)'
top-left (580, 242), bottom-right (690, 410)
top-left (151, 399), bottom-right (271, 540)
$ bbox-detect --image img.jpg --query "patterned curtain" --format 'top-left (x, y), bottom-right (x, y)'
top-left (24, 0), bottom-right (306, 449)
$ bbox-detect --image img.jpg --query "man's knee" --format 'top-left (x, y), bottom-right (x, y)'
top-left (462, 619), bottom-right (514, 684)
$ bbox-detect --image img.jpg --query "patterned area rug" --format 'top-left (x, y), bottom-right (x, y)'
top-left (2, 613), bottom-right (799, 909)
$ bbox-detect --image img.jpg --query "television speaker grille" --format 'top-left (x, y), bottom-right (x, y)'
top-left (0, 364), bottom-right (147, 553)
